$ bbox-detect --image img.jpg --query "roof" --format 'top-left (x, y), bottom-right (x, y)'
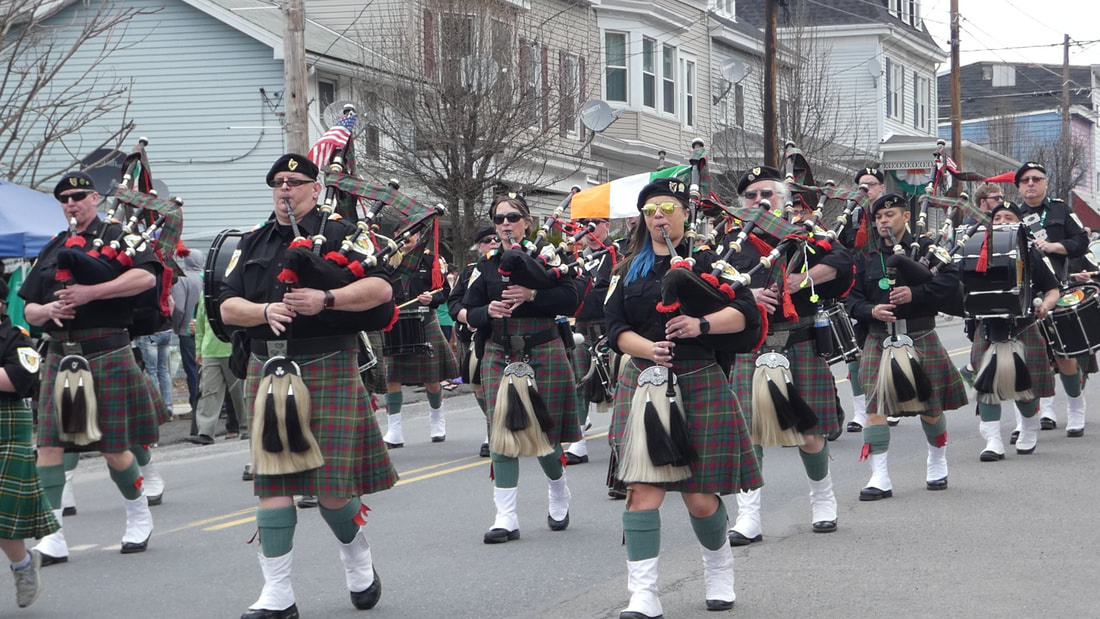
top-left (937, 62), bottom-right (1094, 121)
top-left (735, 0), bottom-right (937, 48)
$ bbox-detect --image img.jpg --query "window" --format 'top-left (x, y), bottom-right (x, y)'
top-left (683, 59), bottom-right (695, 128)
top-left (318, 79), bottom-right (336, 115)
top-left (735, 83), bottom-right (744, 128)
top-left (662, 45), bottom-right (675, 114)
top-left (520, 38), bottom-right (541, 125)
top-left (713, 0), bottom-right (735, 19)
top-left (605, 32), bottom-right (627, 102)
top-left (642, 37), bottom-right (657, 109)
top-left (889, 0), bottom-right (902, 18)
top-left (886, 58), bottom-right (903, 120)
top-left (560, 52), bottom-right (583, 138)
top-left (914, 73), bottom-right (929, 131)
top-left (992, 64), bottom-right (1015, 87)
top-left (909, 0), bottom-right (920, 26)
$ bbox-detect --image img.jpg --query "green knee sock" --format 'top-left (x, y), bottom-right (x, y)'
top-left (384, 392), bottom-right (403, 416)
top-left (798, 442), bottom-right (830, 481)
top-left (1016, 398), bottom-right (1040, 418)
top-left (63, 452), bottom-right (79, 472)
top-left (37, 464), bottom-right (65, 510)
top-left (490, 453), bottom-right (519, 488)
top-left (320, 498), bottom-right (362, 544)
top-left (978, 402), bottom-right (1002, 422)
top-left (689, 498), bottom-right (728, 551)
top-left (256, 506), bottom-right (296, 557)
top-left (426, 390), bottom-right (443, 409)
top-left (847, 360), bottom-right (864, 396)
top-left (1060, 370), bottom-right (1083, 398)
top-left (537, 444), bottom-right (564, 481)
top-left (921, 415), bottom-right (948, 448)
top-left (623, 509), bottom-right (661, 561)
top-left (109, 459), bottom-right (143, 500)
top-left (862, 424), bottom-right (890, 454)
top-left (129, 444), bottom-right (151, 467)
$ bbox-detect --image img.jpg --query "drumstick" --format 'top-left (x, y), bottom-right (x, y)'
top-left (396, 288), bottom-right (444, 309)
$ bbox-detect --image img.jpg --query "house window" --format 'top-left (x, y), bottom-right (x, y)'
top-left (886, 58), bottom-right (903, 121)
top-left (662, 45), bottom-right (675, 114)
top-left (992, 64), bottom-right (1015, 87)
top-left (735, 83), bottom-right (744, 128)
top-left (642, 37), bottom-right (657, 109)
top-left (605, 32), bottom-right (627, 102)
top-left (713, 0), bottom-right (735, 19)
top-left (914, 73), bottom-right (929, 131)
top-left (560, 52), bottom-right (583, 138)
top-left (683, 59), bottom-right (695, 128)
top-left (889, 0), bottom-right (902, 18)
top-left (909, 0), bottom-right (920, 26)
top-left (318, 79), bottom-right (336, 115)
top-left (520, 38), bottom-right (541, 125)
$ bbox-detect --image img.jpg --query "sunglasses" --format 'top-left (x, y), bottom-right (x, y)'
top-left (640, 202), bottom-right (682, 217)
top-left (59, 190), bottom-right (92, 203)
top-left (267, 177), bottom-right (314, 188)
top-left (1019, 176), bottom-right (1046, 184)
top-left (741, 189), bottom-right (775, 201)
top-left (493, 212), bottom-right (524, 224)
top-left (478, 236), bottom-right (501, 245)
top-left (983, 195), bottom-right (1004, 202)
top-left (577, 219), bottom-right (607, 226)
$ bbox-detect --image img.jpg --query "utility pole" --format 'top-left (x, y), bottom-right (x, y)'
top-left (1062, 34), bottom-right (1071, 179)
top-left (283, 0), bottom-right (309, 153)
top-left (949, 0), bottom-right (962, 168)
top-left (764, 0), bottom-right (778, 167)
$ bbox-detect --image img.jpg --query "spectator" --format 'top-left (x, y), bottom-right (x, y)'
top-left (171, 245), bottom-right (202, 417)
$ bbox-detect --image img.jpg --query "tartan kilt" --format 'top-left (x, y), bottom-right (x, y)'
top-left (861, 326), bottom-right (968, 416)
top-left (729, 339), bottom-right (841, 437)
top-left (481, 317), bottom-right (582, 446)
top-left (385, 313), bottom-right (460, 385)
top-left (37, 328), bottom-right (160, 452)
top-left (362, 331), bottom-right (389, 395)
top-left (0, 399), bottom-right (59, 539)
top-left (970, 320), bottom-right (1055, 399)
top-left (247, 348), bottom-right (398, 497)
top-left (609, 359), bottom-right (762, 495)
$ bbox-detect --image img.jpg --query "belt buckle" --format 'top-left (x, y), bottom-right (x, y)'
top-left (509, 335), bottom-right (526, 354)
top-left (764, 331), bottom-right (791, 349)
top-left (267, 340), bottom-right (288, 358)
top-left (62, 342), bottom-right (82, 356)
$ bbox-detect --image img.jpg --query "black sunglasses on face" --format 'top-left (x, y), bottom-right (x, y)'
top-left (478, 236), bottom-right (501, 245)
top-left (267, 177), bottom-right (314, 188)
top-left (493, 212), bottom-right (524, 224)
top-left (59, 190), bottom-right (93, 203)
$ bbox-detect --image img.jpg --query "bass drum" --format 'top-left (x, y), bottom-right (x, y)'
top-left (203, 229), bottom-right (243, 343)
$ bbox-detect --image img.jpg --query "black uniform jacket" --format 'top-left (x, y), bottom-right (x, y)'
top-left (847, 233), bottom-right (960, 322)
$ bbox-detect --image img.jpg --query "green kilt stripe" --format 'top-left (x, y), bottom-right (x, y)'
top-left (730, 342), bottom-right (841, 437)
top-left (0, 399), bottom-right (59, 539)
top-left (481, 317), bottom-right (583, 446)
top-left (37, 328), bottom-right (160, 452)
top-left (970, 320), bottom-right (1055, 399)
top-left (385, 313), bottom-right (460, 385)
top-left (247, 348), bottom-right (398, 497)
top-left (610, 359), bottom-right (762, 495)
top-left (861, 327), bottom-right (968, 416)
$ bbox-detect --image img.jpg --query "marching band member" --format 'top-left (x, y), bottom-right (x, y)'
top-left (20, 171), bottom-right (163, 565)
top-left (380, 229), bottom-right (460, 448)
top-left (727, 166), bottom-right (852, 543)
top-left (220, 154), bottom-right (397, 618)
top-left (606, 178), bottom-right (761, 617)
top-left (1015, 162), bottom-right (1090, 437)
top-left (462, 194), bottom-right (582, 544)
top-left (846, 194), bottom-right (967, 500)
top-left (843, 167), bottom-right (885, 432)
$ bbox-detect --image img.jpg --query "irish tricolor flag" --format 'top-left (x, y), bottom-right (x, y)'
top-left (570, 166), bottom-right (690, 219)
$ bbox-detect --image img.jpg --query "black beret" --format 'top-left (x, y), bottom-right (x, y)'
top-left (991, 200), bottom-right (1024, 220)
top-left (266, 154), bottom-right (319, 185)
top-left (736, 165), bottom-right (782, 195)
top-left (870, 193), bottom-right (907, 216)
top-left (1014, 161), bottom-right (1047, 185)
top-left (636, 178), bottom-right (689, 211)
top-left (53, 171), bottom-right (97, 200)
top-left (474, 225), bottom-right (497, 243)
top-left (854, 167), bottom-right (884, 185)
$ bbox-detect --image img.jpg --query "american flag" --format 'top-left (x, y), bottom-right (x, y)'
top-left (307, 114), bottom-right (356, 167)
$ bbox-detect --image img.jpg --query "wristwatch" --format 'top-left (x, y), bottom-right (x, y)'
top-left (323, 290), bottom-right (335, 309)
top-left (698, 316), bottom-right (710, 334)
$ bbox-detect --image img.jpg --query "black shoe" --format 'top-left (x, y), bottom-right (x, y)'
top-left (241, 604), bottom-right (300, 619)
top-left (240, 431), bottom-right (250, 440)
top-left (1016, 445), bottom-right (1036, 455)
top-left (825, 428), bottom-right (842, 441)
top-left (608, 486), bottom-right (627, 500)
top-left (38, 552), bottom-right (67, 567)
top-left (62, 506), bottom-right (77, 517)
top-left (242, 464), bottom-right (255, 482)
top-left (887, 418), bottom-right (900, 427)
top-left (859, 486), bottom-right (893, 501)
top-left (120, 535), bottom-right (149, 554)
top-left (706, 599), bottom-right (735, 611)
top-left (431, 435), bottom-right (446, 443)
top-left (926, 477), bottom-right (948, 491)
top-left (479, 443), bottom-right (490, 458)
top-left (548, 512), bottom-right (570, 531)
top-left (620, 612), bottom-right (664, 619)
top-left (187, 434), bottom-right (215, 446)
top-left (846, 421), bottom-right (863, 433)
top-left (1067, 427), bottom-right (1085, 438)
top-left (483, 528), bottom-right (520, 544)
top-left (812, 520), bottom-right (838, 533)
top-left (727, 530), bottom-right (762, 546)
top-left (565, 452), bottom-right (589, 465)
top-left (296, 495), bottom-right (318, 509)
top-left (980, 450), bottom-right (1005, 462)
top-left (350, 569), bottom-right (381, 610)
top-left (384, 441), bottom-right (404, 449)
top-left (1041, 418), bottom-right (1057, 430)
top-left (1009, 430), bottom-right (1020, 445)
top-left (146, 493), bottom-right (163, 507)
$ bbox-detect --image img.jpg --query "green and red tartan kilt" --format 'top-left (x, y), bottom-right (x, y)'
top-left (729, 340), bottom-right (842, 437)
top-left (385, 312), bottom-right (460, 385)
top-left (37, 328), bottom-right (160, 452)
top-left (970, 320), bottom-right (1055, 399)
top-left (0, 399), bottom-right (59, 539)
top-left (139, 371), bottom-right (172, 424)
top-left (610, 359), bottom-right (762, 495)
top-left (481, 317), bottom-right (583, 446)
top-left (861, 327), bottom-right (968, 416)
top-left (247, 348), bottom-right (398, 497)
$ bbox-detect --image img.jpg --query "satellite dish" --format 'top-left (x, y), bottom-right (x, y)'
top-left (322, 99), bottom-right (358, 127)
top-left (866, 58), bottom-right (882, 77)
top-left (580, 100), bottom-right (615, 132)
top-left (720, 60), bottom-right (749, 84)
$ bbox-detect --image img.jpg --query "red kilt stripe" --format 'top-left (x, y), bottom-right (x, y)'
top-left (0, 399), bottom-right (59, 539)
top-left (247, 348), bottom-right (398, 497)
top-left (481, 317), bottom-right (583, 446)
top-left (860, 326), bottom-right (969, 416)
top-left (385, 313), bottom-right (460, 385)
top-left (37, 328), bottom-right (160, 452)
top-left (730, 341), bottom-right (842, 437)
top-left (610, 359), bottom-right (762, 495)
top-left (970, 320), bottom-right (1055, 399)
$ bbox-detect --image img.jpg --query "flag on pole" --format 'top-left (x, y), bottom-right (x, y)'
top-left (308, 114), bottom-right (356, 167)
top-left (570, 166), bottom-right (690, 220)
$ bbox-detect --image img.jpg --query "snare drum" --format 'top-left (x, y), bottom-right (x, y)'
top-left (382, 306), bottom-right (432, 357)
top-left (1040, 283), bottom-right (1100, 358)
top-left (957, 224), bottom-right (1032, 318)
top-left (202, 229), bottom-right (243, 343)
top-left (823, 303), bottom-right (860, 365)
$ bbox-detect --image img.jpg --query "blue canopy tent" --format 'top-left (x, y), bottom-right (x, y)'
top-left (0, 180), bottom-right (68, 258)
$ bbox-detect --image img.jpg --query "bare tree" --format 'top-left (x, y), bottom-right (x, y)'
top-left (346, 0), bottom-right (595, 264)
top-left (1029, 131), bottom-right (1089, 202)
top-left (984, 101), bottom-right (1019, 157)
top-left (0, 1), bottom-right (158, 188)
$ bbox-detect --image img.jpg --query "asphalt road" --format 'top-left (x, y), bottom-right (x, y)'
top-left (18, 318), bottom-right (1100, 618)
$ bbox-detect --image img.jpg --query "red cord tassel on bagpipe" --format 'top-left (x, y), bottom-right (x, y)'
top-left (975, 226), bottom-right (991, 273)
